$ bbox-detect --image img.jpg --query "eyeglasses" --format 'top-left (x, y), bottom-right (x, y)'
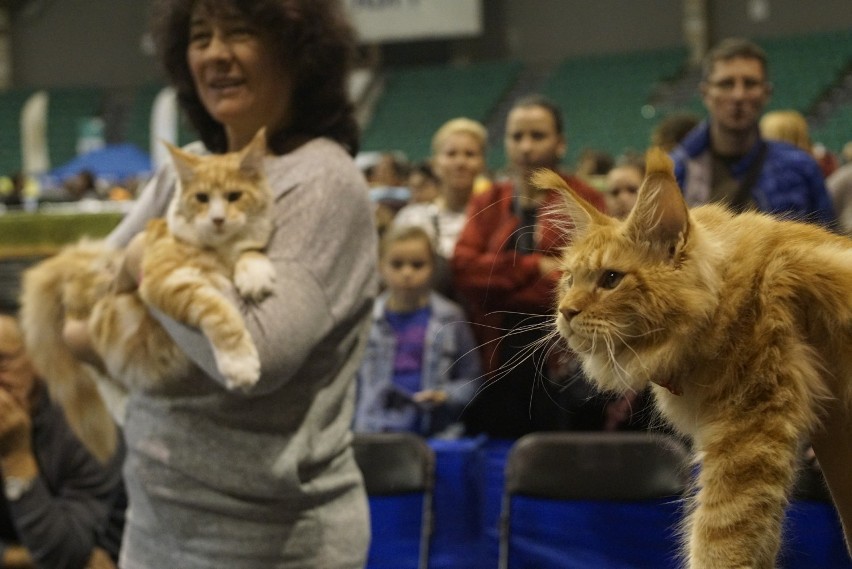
top-left (706, 77), bottom-right (767, 93)
top-left (0, 347), bottom-right (25, 371)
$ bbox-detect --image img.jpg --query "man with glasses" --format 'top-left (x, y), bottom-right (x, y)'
top-left (670, 37), bottom-right (835, 225)
top-left (0, 314), bottom-right (125, 568)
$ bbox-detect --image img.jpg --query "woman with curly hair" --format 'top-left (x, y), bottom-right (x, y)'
top-left (67, 1), bottom-right (377, 567)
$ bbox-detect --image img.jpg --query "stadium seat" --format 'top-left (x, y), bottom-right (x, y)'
top-left (353, 432), bottom-right (436, 569)
top-left (498, 431), bottom-right (691, 569)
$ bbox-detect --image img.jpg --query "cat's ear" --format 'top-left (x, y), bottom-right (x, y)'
top-left (530, 168), bottom-right (610, 240)
top-left (162, 140), bottom-right (201, 183)
top-left (238, 127), bottom-right (267, 176)
top-left (625, 147), bottom-right (690, 260)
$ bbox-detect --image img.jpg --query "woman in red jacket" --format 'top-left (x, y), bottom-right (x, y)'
top-left (452, 95), bottom-right (606, 438)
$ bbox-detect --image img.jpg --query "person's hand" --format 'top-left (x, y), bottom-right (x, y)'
top-left (412, 390), bottom-right (448, 407)
top-left (85, 547), bottom-right (118, 569)
top-left (0, 388), bottom-right (32, 459)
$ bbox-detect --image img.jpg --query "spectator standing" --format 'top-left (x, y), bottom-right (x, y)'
top-left (354, 226), bottom-right (480, 438)
top-left (452, 95), bottom-right (606, 438)
top-left (651, 111), bottom-right (701, 152)
top-left (670, 38), bottom-right (834, 225)
top-left (393, 117), bottom-right (488, 297)
top-left (406, 161), bottom-right (441, 205)
top-left (827, 162), bottom-right (852, 234)
top-left (604, 154), bottom-right (645, 220)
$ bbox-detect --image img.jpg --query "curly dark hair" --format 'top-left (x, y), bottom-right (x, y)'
top-left (150, 0), bottom-right (360, 155)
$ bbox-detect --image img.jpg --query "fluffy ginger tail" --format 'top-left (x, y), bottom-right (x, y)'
top-left (19, 248), bottom-right (118, 464)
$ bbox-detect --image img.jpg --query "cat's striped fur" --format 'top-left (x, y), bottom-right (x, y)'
top-left (535, 148), bottom-right (852, 568)
top-left (20, 128), bottom-right (274, 461)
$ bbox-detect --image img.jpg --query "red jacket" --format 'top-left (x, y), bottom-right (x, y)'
top-left (451, 173), bottom-right (605, 374)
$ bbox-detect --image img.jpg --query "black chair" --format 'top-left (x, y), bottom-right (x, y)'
top-left (498, 431), bottom-right (691, 569)
top-left (782, 462), bottom-right (852, 568)
top-left (352, 432), bottom-right (435, 569)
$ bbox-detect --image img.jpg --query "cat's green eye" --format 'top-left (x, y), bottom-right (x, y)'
top-left (195, 193), bottom-right (209, 204)
top-left (226, 191), bottom-right (242, 202)
top-left (598, 270), bottom-right (624, 290)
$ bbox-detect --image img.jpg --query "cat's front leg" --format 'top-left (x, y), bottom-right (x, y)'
top-left (233, 250), bottom-right (276, 302)
top-left (140, 271), bottom-right (262, 390)
top-left (686, 417), bottom-right (800, 569)
top-left (211, 332), bottom-right (261, 391)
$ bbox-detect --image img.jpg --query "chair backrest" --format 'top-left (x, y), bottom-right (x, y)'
top-left (352, 432), bottom-right (435, 495)
top-left (782, 462), bottom-right (851, 568)
top-left (505, 431), bottom-right (691, 501)
top-left (499, 431), bottom-right (692, 569)
top-left (352, 432), bottom-right (435, 569)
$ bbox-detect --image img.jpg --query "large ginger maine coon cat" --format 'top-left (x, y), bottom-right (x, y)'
top-left (535, 148), bottom-right (852, 568)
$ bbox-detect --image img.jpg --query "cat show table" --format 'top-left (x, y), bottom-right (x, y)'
top-left (0, 201), bottom-right (129, 310)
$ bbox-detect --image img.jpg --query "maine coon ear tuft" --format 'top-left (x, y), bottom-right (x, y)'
top-left (530, 168), bottom-right (610, 242)
top-left (625, 148), bottom-right (690, 258)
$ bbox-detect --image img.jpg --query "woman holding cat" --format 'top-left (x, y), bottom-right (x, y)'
top-left (65, 1), bottom-right (377, 567)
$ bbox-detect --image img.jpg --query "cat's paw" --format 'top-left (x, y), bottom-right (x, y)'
top-left (234, 254), bottom-right (276, 302)
top-left (214, 340), bottom-right (261, 391)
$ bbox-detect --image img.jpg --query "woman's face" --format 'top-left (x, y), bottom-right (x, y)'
top-left (504, 105), bottom-right (566, 174)
top-left (432, 132), bottom-right (485, 198)
top-left (187, 5), bottom-right (292, 149)
top-left (604, 165), bottom-right (642, 220)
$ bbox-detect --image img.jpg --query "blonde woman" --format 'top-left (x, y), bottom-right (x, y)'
top-left (393, 117), bottom-right (488, 296)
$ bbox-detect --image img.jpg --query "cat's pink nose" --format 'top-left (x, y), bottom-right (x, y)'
top-left (560, 306), bottom-right (580, 321)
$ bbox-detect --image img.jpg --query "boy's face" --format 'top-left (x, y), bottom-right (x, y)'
top-left (381, 238), bottom-right (433, 296)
